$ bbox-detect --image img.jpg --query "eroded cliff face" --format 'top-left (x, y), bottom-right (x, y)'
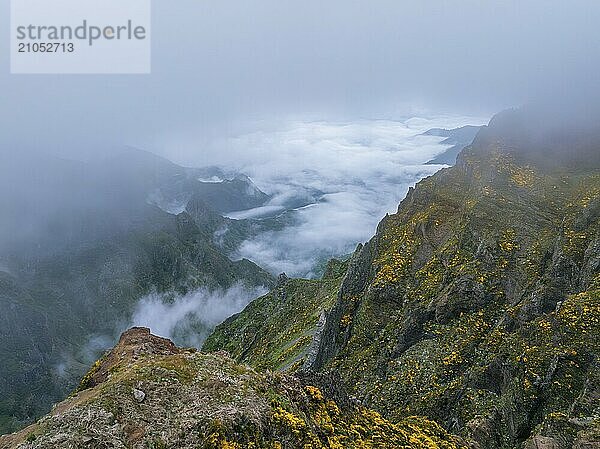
top-left (205, 109), bottom-right (600, 449)
top-left (305, 110), bottom-right (600, 448)
top-left (0, 328), bottom-right (464, 449)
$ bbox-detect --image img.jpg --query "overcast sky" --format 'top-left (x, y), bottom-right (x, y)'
top-left (1, 0), bottom-right (599, 164)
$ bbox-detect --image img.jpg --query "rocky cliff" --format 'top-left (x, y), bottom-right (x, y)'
top-left (206, 108), bottom-right (600, 449)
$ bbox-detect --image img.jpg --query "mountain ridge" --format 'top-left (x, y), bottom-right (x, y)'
top-left (424, 125), bottom-right (483, 165)
top-left (0, 327), bottom-right (465, 449)
top-left (0, 148), bottom-right (276, 435)
top-left (204, 108), bottom-right (600, 449)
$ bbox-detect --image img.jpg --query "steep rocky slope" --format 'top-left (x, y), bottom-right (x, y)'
top-left (0, 328), bottom-right (464, 449)
top-left (3, 107), bottom-right (598, 448)
top-left (204, 260), bottom-right (349, 371)
top-left (207, 108), bottom-right (600, 449)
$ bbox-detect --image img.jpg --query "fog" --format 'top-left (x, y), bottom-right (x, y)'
top-left (216, 116), bottom-right (485, 276)
top-left (1, 1), bottom-right (599, 161)
top-left (3, 2), bottom-right (600, 437)
top-left (1, 1), bottom-right (600, 339)
top-left (131, 284), bottom-right (268, 347)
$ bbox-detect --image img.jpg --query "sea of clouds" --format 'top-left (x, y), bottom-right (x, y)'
top-left (131, 115), bottom-right (486, 346)
top-left (216, 116), bottom-right (486, 277)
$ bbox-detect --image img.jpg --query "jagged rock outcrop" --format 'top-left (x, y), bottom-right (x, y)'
top-left (0, 328), bottom-right (465, 449)
top-left (75, 327), bottom-right (182, 391)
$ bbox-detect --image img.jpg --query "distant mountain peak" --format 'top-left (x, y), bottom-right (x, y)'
top-left (424, 124), bottom-right (484, 166)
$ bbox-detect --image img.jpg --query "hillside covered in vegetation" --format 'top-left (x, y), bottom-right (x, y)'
top-left (2, 108), bottom-right (599, 449)
top-left (0, 150), bottom-right (275, 435)
top-left (206, 108), bottom-right (600, 449)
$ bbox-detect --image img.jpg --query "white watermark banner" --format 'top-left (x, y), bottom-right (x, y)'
top-left (11, 0), bottom-right (151, 74)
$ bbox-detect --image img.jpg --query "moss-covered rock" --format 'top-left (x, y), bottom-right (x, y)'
top-left (304, 112), bottom-right (600, 448)
top-left (0, 328), bottom-right (464, 449)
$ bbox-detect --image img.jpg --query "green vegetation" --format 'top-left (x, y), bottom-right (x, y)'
top-left (3, 110), bottom-right (599, 448)
top-left (206, 121), bottom-right (600, 448)
top-left (204, 265), bottom-right (346, 370)
top-left (315, 144), bottom-right (600, 448)
top-left (0, 208), bottom-right (273, 435)
top-left (0, 329), bottom-right (464, 449)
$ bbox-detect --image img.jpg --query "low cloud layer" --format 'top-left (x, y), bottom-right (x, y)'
top-left (210, 116), bottom-right (486, 276)
top-left (131, 284), bottom-right (268, 347)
